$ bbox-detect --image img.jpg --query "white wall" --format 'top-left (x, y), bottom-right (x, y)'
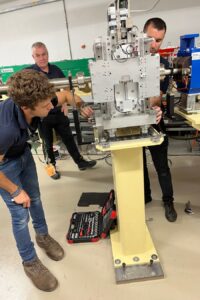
top-left (0, 0), bottom-right (70, 65)
top-left (0, 0), bottom-right (200, 66)
top-left (133, 6), bottom-right (200, 49)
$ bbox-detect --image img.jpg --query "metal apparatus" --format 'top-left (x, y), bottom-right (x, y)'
top-left (91, 0), bottom-right (165, 284)
top-left (173, 34), bottom-right (200, 113)
top-left (89, 0), bottom-right (161, 144)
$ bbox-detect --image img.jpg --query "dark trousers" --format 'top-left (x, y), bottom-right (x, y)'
top-left (39, 111), bottom-right (82, 165)
top-left (143, 135), bottom-right (174, 203)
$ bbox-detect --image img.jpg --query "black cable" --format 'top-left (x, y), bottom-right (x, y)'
top-left (169, 135), bottom-right (200, 141)
top-left (32, 144), bottom-right (46, 164)
top-left (83, 144), bottom-right (111, 162)
top-left (169, 153), bottom-right (200, 156)
top-left (105, 155), bottom-right (112, 166)
top-left (119, 44), bottom-right (134, 55)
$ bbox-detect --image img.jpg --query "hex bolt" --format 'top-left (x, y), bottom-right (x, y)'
top-left (115, 259), bottom-right (121, 265)
top-left (133, 256), bottom-right (140, 262)
top-left (151, 254), bottom-right (158, 260)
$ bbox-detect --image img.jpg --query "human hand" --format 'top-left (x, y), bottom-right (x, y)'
top-left (13, 190), bottom-right (31, 208)
top-left (80, 105), bottom-right (94, 118)
top-left (74, 95), bottom-right (84, 107)
top-left (61, 103), bottom-right (68, 116)
top-left (152, 106), bottom-right (162, 124)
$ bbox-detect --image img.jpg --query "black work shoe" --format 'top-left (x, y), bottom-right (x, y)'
top-left (51, 170), bottom-right (60, 180)
top-left (164, 202), bottom-right (177, 222)
top-left (36, 234), bottom-right (64, 261)
top-left (23, 257), bottom-right (58, 292)
top-left (50, 165), bottom-right (60, 180)
top-left (78, 158), bottom-right (97, 171)
top-left (145, 196), bottom-right (152, 204)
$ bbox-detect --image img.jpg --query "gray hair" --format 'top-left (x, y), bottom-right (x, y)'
top-left (31, 41), bottom-right (47, 49)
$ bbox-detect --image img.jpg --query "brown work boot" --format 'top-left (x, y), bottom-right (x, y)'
top-left (23, 257), bottom-right (58, 292)
top-left (36, 234), bottom-right (64, 261)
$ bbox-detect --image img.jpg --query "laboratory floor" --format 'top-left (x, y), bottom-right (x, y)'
top-left (1, 142), bottom-right (200, 300)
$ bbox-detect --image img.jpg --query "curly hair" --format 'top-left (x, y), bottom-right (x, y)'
top-left (7, 69), bottom-right (55, 109)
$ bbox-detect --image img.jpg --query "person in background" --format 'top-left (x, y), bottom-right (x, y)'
top-left (0, 69), bottom-right (94, 291)
top-left (27, 42), bottom-right (96, 179)
top-left (143, 17), bottom-right (177, 222)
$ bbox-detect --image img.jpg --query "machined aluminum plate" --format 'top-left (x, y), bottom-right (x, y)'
top-left (115, 262), bottom-right (164, 283)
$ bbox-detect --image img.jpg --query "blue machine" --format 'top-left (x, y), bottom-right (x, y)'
top-left (177, 34), bottom-right (200, 94)
top-left (172, 34), bottom-right (200, 113)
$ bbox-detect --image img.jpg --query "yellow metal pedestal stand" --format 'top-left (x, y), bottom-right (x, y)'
top-left (97, 136), bottom-right (164, 283)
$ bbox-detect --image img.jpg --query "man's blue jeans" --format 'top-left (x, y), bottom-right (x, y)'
top-left (0, 147), bottom-right (48, 262)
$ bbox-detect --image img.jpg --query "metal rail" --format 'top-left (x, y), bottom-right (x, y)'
top-left (0, 69), bottom-right (190, 94)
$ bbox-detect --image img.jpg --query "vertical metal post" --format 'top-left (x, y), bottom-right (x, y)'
top-left (68, 72), bottom-right (83, 145)
top-left (62, 0), bottom-right (73, 59)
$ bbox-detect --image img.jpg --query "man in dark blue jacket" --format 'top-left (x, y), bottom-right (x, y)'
top-left (143, 18), bottom-right (177, 222)
top-left (0, 69), bottom-right (94, 291)
top-left (28, 42), bottom-right (96, 179)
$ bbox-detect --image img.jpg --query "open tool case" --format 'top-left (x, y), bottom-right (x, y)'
top-left (67, 190), bottom-right (116, 243)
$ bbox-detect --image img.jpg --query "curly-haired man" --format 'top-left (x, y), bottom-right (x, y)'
top-left (0, 69), bottom-right (93, 291)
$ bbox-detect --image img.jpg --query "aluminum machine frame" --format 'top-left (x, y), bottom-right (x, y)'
top-left (89, 0), bottom-right (164, 283)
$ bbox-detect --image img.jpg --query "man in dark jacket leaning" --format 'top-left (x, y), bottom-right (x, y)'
top-left (27, 42), bottom-right (96, 179)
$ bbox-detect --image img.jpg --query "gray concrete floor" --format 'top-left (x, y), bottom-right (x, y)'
top-left (1, 144), bottom-right (200, 300)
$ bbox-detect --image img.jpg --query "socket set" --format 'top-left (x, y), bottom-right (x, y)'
top-left (66, 190), bottom-right (116, 243)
